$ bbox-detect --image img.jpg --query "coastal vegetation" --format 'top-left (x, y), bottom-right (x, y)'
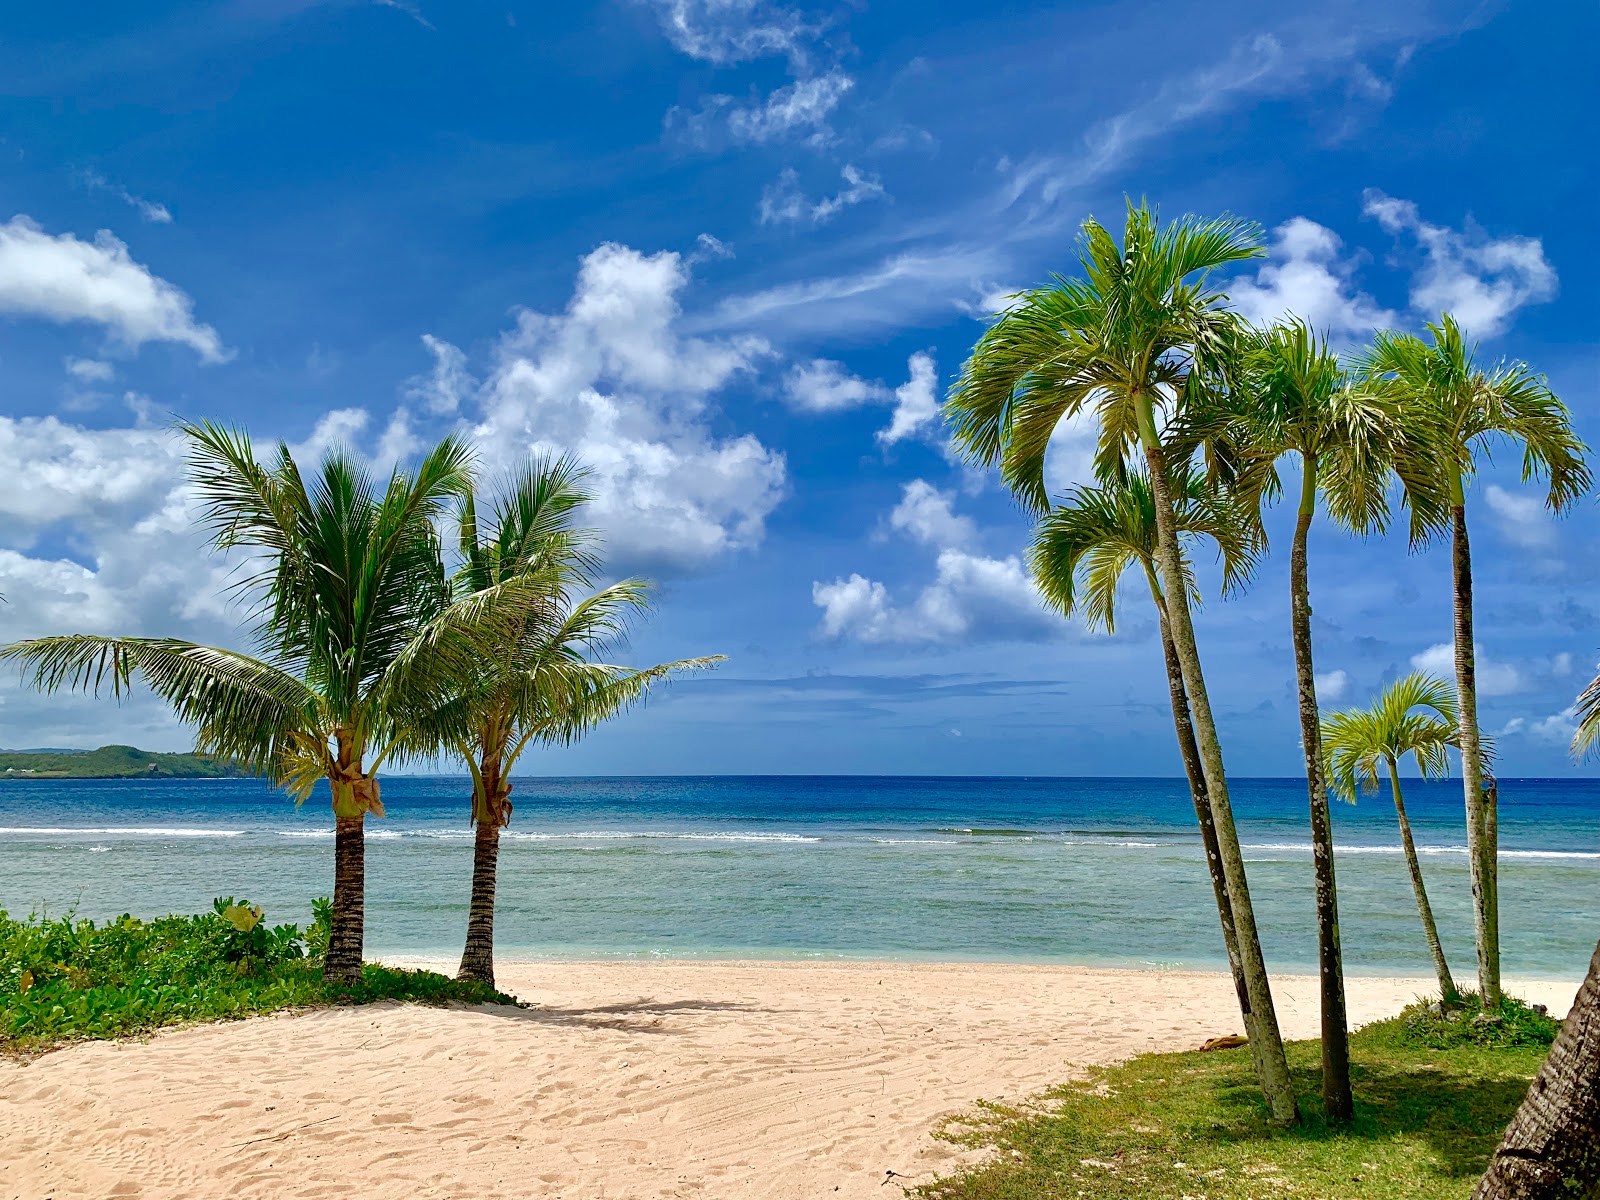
top-left (0, 744), bottom-right (247, 779)
top-left (920, 1001), bottom-right (1558, 1200)
top-left (0, 899), bottom-right (511, 1054)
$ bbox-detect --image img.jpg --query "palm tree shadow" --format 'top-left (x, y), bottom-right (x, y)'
top-left (477, 996), bottom-right (775, 1034)
top-left (1201, 1055), bottom-right (1532, 1176)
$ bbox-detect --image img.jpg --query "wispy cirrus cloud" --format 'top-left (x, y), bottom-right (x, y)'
top-left (759, 164), bottom-right (885, 225)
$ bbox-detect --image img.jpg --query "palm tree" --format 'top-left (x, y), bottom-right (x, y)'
top-left (947, 199), bottom-right (1299, 1123)
top-left (424, 460), bottom-right (723, 987)
top-left (1322, 672), bottom-right (1465, 1006)
top-left (1358, 316), bottom-right (1590, 1006)
top-left (0, 425), bottom-right (537, 980)
top-left (1187, 319), bottom-right (1394, 1120)
top-left (1030, 465), bottom-right (1260, 1021)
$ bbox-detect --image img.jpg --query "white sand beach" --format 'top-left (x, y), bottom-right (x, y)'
top-left (0, 961), bottom-right (1578, 1200)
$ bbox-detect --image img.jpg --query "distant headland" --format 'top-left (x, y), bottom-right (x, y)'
top-left (0, 745), bottom-right (247, 779)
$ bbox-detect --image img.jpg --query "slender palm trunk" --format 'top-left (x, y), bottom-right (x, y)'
top-left (1139, 406), bottom-right (1299, 1125)
top-left (1146, 568), bottom-right (1250, 1017)
top-left (1473, 938), bottom-right (1600, 1198)
top-left (457, 818), bottom-right (502, 987)
top-left (325, 814), bottom-right (365, 981)
top-left (1386, 757), bottom-right (1459, 1005)
top-left (1289, 460), bottom-right (1352, 1121)
top-left (1453, 499), bottom-right (1501, 1006)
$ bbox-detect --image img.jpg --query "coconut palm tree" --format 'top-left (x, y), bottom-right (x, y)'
top-left (0, 425), bottom-right (539, 980)
top-left (1030, 465), bottom-right (1259, 1019)
top-left (1184, 319), bottom-right (1395, 1120)
top-left (1357, 316), bottom-right (1590, 1007)
top-left (425, 460), bottom-right (722, 987)
top-left (947, 198), bottom-right (1299, 1123)
top-left (1322, 672), bottom-right (1465, 1006)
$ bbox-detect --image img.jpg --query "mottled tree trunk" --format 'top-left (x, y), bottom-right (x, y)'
top-left (458, 818), bottom-right (502, 987)
top-left (324, 814), bottom-right (365, 981)
top-left (1140, 414), bottom-right (1298, 1126)
top-left (1148, 571), bottom-right (1250, 1018)
top-left (1474, 939), bottom-right (1600, 1198)
top-left (1289, 463), bottom-right (1352, 1122)
top-left (1387, 758), bottom-right (1459, 1005)
top-left (1453, 502), bottom-right (1501, 1006)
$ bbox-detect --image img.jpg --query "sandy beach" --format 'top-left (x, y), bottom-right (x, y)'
top-left (0, 960), bottom-right (1577, 1200)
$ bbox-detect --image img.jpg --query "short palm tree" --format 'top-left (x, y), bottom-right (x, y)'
top-left (1031, 466), bottom-right (1259, 1018)
top-left (0, 425), bottom-right (536, 980)
top-left (1357, 315), bottom-right (1590, 1006)
top-left (422, 460), bottom-right (722, 987)
top-left (1186, 319), bottom-right (1395, 1120)
top-left (948, 198), bottom-right (1298, 1123)
top-left (1322, 673), bottom-right (1465, 1006)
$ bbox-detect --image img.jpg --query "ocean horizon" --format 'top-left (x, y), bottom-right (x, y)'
top-left (4, 773), bottom-right (1597, 980)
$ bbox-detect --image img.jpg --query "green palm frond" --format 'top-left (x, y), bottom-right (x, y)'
top-left (1320, 672), bottom-right (1460, 804)
top-left (946, 199), bottom-right (1263, 514)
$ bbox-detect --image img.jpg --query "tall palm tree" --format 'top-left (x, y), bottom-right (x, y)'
top-left (1030, 466), bottom-right (1259, 1020)
top-left (1186, 319), bottom-right (1394, 1120)
top-left (1322, 672), bottom-right (1465, 1006)
top-left (424, 460), bottom-right (722, 987)
top-left (0, 425), bottom-right (537, 980)
top-left (1358, 316), bottom-right (1590, 1006)
top-left (947, 199), bottom-right (1299, 1123)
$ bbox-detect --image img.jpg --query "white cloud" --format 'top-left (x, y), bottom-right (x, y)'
top-left (783, 358), bottom-right (885, 413)
top-left (1484, 484), bottom-right (1555, 549)
top-left (760, 164), bottom-right (885, 226)
top-left (288, 408), bottom-right (371, 464)
top-left (1316, 669), bottom-right (1350, 702)
top-left (1553, 652), bottom-right (1574, 678)
top-left (64, 357), bottom-right (115, 383)
top-left (1231, 217), bottom-right (1397, 340)
top-left (81, 171), bottom-right (173, 225)
top-left (468, 242), bottom-right (786, 572)
top-left (729, 71), bottom-right (853, 143)
top-left (404, 333), bottom-right (473, 415)
top-left (877, 352), bottom-right (938, 447)
top-left (0, 217), bottom-right (225, 362)
top-left (1362, 190), bottom-right (1557, 336)
top-left (1501, 705), bottom-right (1578, 746)
top-left (812, 480), bottom-right (1056, 644)
top-left (1411, 641), bottom-right (1524, 697)
top-left (645, 0), bottom-right (810, 65)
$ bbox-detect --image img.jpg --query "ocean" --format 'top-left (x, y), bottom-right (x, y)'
top-left (2, 775), bottom-right (1596, 979)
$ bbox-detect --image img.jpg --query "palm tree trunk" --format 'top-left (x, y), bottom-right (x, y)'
top-left (1386, 757), bottom-right (1459, 1005)
top-left (1146, 568), bottom-right (1250, 1017)
top-left (1473, 938), bottom-right (1600, 1198)
top-left (1290, 462), bottom-right (1352, 1122)
top-left (458, 817), bottom-right (502, 987)
top-left (1139, 410), bottom-right (1299, 1125)
top-left (1453, 500), bottom-right (1501, 1006)
top-left (325, 813), bottom-right (365, 981)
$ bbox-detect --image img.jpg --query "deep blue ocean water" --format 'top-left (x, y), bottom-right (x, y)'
top-left (2, 775), bottom-right (1596, 978)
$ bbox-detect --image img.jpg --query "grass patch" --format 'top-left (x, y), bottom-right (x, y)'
top-left (1, 899), bottom-right (516, 1054)
top-left (917, 1008), bottom-right (1551, 1200)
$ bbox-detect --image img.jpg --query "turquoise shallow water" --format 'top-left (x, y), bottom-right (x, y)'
top-left (1, 775), bottom-right (1596, 978)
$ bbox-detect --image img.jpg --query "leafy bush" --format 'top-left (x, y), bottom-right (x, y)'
top-left (0, 900), bottom-right (517, 1052)
top-left (1386, 991), bottom-right (1561, 1050)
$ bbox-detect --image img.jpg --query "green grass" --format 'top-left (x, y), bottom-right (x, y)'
top-left (0, 744), bottom-right (247, 778)
top-left (917, 1002), bottom-right (1553, 1200)
top-left (1, 899), bottom-right (516, 1053)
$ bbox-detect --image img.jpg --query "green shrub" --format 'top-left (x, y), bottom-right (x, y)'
top-left (0, 900), bottom-right (517, 1052)
top-left (1386, 991), bottom-right (1561, 1050)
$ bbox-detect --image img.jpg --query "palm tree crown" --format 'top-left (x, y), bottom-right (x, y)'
top-left (1322, 673), bottom-right (1462, 802)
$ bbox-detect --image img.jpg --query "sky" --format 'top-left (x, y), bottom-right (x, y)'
top-left (0, 0), bottom-right (1596, 777)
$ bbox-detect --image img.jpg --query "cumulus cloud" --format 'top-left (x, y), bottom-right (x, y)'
top-left (1316, 668), bottom-right (1350, 702)
top-left (467, 242), bottom-right (786, 572)
top-left (759, 164), bottom-right (885, 225)
top-left (0, 217), bottom-right (225, 361)
top-left (1484, 484), bottom-right (1555, 549)
top-left (783, 358), bottom-right (885, 412)
top-left (1411, 641), bottom-right (1524, 697)
top-left (1362, 190), bottom-right (1557, 336)
top-left (1501, 705), bottom-right (1579, 746)
top-left (404, 333), bottom-right (474, 415)
top-left (65, 357), bottom-right (115, 383)
top-left (1231, 217), bottom-right (1397, 340)
top-left (812, 480), bottom-right (1056, 644)
top-left (877, 352), bottom-right (939, 447)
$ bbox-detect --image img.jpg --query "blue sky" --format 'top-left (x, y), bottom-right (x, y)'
top-left (0, 0), bottom-right (1595, 777)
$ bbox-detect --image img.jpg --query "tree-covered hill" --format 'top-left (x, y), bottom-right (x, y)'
top-left (0, 745), bottom-right (248, 779)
